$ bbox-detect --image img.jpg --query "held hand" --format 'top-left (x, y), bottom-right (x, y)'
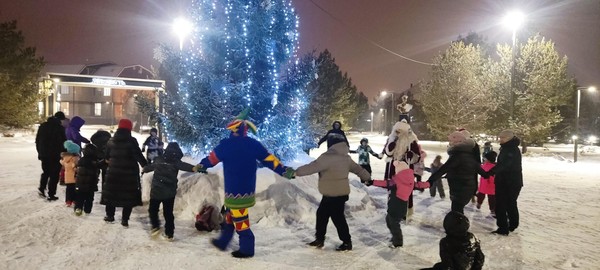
top-left (361, 179), bottom-right (373, 187)
top-left (193, 164), bottom-right (207, 174)
top-left (141, 147), bottom-right (146, 152)
top-left (283, 167), bottom-right (296, 179)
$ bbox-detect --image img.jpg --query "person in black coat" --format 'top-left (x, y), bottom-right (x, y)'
top-left (421, 211), bottom-right (485, 270)
top-left (74, 144), bottom-right (101, 215)
top-left (487, 130), bottom-right (523, 235)
top-left (35, 111), bottom-right (68, 200)
top-left (100, 119), bottom-right (147, 227)
top-left (428, 131), bottom-right (488, 214)
top-left (142, 142), bottom-right (197, 240)
top-left (317, 121), bottom-right (349, 148)
top-left (90, 129), bottom-right (111, 186)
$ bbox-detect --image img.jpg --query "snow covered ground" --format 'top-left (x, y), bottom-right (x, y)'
top-left (1, 127), bottom-right (599, 269)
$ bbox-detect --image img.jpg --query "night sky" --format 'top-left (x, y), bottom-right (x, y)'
top-left (1, 0), bottom-right (598, 100)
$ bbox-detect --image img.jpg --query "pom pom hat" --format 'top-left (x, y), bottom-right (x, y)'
top-left (64, 140), bottom-right (81, 154)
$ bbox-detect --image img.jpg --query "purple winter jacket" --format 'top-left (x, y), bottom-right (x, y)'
top-left (66, 116), bottom-right (90, 148)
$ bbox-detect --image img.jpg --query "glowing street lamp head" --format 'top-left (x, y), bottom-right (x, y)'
top-left (173, 17), bottom-right (193, 50)
top-left (503, 10), bottom-right (525, 32)
top-left (381, 90), bottom-right (388, 97)
top-left (588, 86), bottom-right (597, 92)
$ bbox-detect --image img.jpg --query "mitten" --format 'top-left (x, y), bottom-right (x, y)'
top-left (415, 181), bottom-right (430, 189)
top-left (193, 164), bottom-right (207, 173)
top-left (283, 167), bottom-right (296, 179)
top-left (141, 147), bottom-right (146, 152)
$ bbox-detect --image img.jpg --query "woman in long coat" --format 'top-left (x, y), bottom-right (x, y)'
top-left (100, 119), bottom-right (147, 227)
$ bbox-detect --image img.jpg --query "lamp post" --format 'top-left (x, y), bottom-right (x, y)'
top-left (173, 17), bottom-right (193, 51)
top-left (503, 10), bottom-right (525, 122)
top-left (380, 108), bottom-right (387, 134)
top-left (574, 86), bottom-right (597, 162)
top-left (370, 111), bottom-right (374, 132)
top-left (381, 90), bottom-right (396, 125)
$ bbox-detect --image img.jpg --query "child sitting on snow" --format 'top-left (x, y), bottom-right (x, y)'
top-left (142, 142), bottom-right (198, 241)
top-left (60, 140), bottom-right (80, 207)
top-left (372, 160), bottom-right (429, 248)
top-left (421, 211), bottom-right (485, 270)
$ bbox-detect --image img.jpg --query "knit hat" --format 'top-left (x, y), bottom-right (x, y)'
top-left (327, 133), bottom-right (346, 148)
top-left (457, 128), bottom-right (471, 138)
top-left (443, 211), bottom-right (470, 237)
top-left (82, 143), bottom-right (97, 158)
top-left (64, 140), bottom-right (81, 154)
top-left (393, 160), bottom-right (410, 172)
top-left (150, 128), bottom-right (158, 134)
top-left (118, 119), bottom-right (133, 131)
top-left (54, 111), bottom-right (66, 120)
top-left (448, 131), bottom-right (467, 146)
top-left (484, 151), bottom-right (498, 163)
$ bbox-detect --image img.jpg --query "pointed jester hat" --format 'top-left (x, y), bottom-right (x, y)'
top-left (226, 108), bottom-right (257, 136)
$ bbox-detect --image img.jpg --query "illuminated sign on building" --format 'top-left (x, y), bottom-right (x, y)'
top-left (92, 78), bottom-right (127, 86)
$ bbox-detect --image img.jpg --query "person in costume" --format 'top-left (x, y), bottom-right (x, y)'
top-left (194, 109), bottom-right (295, 258)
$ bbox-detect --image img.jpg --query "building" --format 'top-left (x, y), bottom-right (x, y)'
top-left (39, 62), bottom-right (165, 131)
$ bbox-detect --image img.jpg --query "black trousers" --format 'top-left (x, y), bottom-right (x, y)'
top-left (149, 198), bottom-right (175, 237)
top-left (360, 164), bottom-right (372, 174)
top-left (105, 205), bottom-right (133, 221)
top-left (386, 187), bottom-right (408, 246)
top-left (39, 158), bottom-right (61, 196)
top-left (495, 184), bottom-right (522, 231)
top-left (315, 195), bottom-right (351, 243)
top-left (75, 191), bottom-right (95, 213)
top-left (65, 184), bottom-right (76, 202)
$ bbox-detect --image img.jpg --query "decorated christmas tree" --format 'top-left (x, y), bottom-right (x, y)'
top-left (154, 0), bottom-right (315, 160)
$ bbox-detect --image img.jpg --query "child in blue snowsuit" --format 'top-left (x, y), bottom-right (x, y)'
top-left (194, 109), bottom-right (295, 258)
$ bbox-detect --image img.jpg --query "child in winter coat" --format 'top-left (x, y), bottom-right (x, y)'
top-left (90, 129), bottom-right (111, 186)
top-left (142, 128), bottom-right (164, 164)
top-left (349, 138), bottom-right (381, 174)
top-left (317, 121), bottom-right (350, 148)
top-left (373, 160), bottom-right (429, 248)
top-left (74, 144), bottom-right (100, 215)
top-left (422, 211), bottom-right (485, 270)
top-left (476, 151), bottom-right (497, 217)
top-left (429, 155), bottom-right (446, 199)
top-left (60, 140), bottom-right (81, 207)
top-left (295, 135), bottom-right (371, 252)
top-left (142, 142), bottom-right (197, 240)
top-left (482, 141), bottom-right (493, 159)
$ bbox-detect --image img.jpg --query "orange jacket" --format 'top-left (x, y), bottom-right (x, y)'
top-left (60, 153), bottom-right (80, 184)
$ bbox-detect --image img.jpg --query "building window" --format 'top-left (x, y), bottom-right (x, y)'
top-left (61, 102), bottom-right (70, 116)
top-left (104, 88), bottom-right (111, 96)
top-left (94, 103), bottom-right (102, 116)
top-left (60, 86), bottom-right (69, 95)
top-left (38, 102), bottom-right (44, 115)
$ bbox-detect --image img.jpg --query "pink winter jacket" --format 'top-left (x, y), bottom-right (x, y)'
top-left (373, 168), bottom-right (419, 201)
top-left (478, 162), bottom-right (496, 195)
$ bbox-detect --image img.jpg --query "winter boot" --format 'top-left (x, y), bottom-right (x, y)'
top-left (47, 195), bottom-right (59, 201)
top-left (162, 234), bottom-right (174, 241)
top-left (476, 203), bottom-right (482, 209)
top-left (74, 208), bottom-right (83, 216)
top-left (307, 239), bottom-right (324, 248)
top-left (104, 216), bottom-right (115, 223)
top-left (231, 250), bottom-right (253, 258)
top-left (38, 189), bottom-right (46, 198)
top-left (150, 227), bottom-right (161, 237)
top-left (121, 220), bottom-right (129, 228)
top-left (335, 242), bottom-right (352, 251)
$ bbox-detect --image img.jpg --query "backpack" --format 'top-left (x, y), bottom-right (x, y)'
top-left (195, 204), bottom-right (218, 232)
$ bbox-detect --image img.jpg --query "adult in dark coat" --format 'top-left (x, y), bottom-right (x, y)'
top-left (317, 121), bottom-right (349, 148)
top-left (487, 130), bottom-right (523, 235)
top-left (35, 111), bottom-right (68, 200)
top-left (142, 142), bottom-right (196, 239)
top-left (90, 129), bottom-right (111, 186)
top-left (65, 116), bottom-right (90, 148)
top-left (75, 144), bottom-right (100, 214)
top-left (100, 119), bottom-right (147, 227)
top-left (428, 132), bottom-right (488, 214)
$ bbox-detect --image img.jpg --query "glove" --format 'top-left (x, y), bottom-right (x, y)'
top-left (193, 164), bottom-right (207, 174)
top-left (362, 179), bottom-right (373, 187)
top-left (141, 147), bottom-right (146, 152)
top-left (377, 154), bottom-right (383, 160)
top-left (283, 167), bottom-right (296, 179)
top-left (415, 181), bottom-right (430, 189)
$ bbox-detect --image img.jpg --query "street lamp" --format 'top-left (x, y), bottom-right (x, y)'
top-left (503, 10), bottom-right (525, 122)
top-left (380, 108), bottom-right (387, 134)
top-left (370, 111), bottom-right (374, 132)
top-left (173, 17), bottom-right (193, 51)
top-left (574, 86), bottom-right (597, 162)
top-left (381, 90), bottom-right (396, 125)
